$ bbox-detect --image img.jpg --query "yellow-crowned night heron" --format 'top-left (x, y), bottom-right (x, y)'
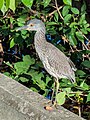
top-left (17, 19), bottom-right (76, 104)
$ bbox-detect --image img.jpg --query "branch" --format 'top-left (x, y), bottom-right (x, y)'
top-left (54, 0), bottom-right (64, 20)
top-left (4, 52), bottom-right (21, 59)
top-left (47, 6), bottom-right (63, 17)
top-left (30, 9), bottom-right (38, 15)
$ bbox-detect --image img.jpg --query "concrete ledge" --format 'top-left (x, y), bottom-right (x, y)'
top-left (0, 73), bottom-right (85, 120)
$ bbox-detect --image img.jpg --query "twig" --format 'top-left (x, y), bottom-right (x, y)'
top-left (82, 42), bottom-right (89, 50)
top-left (4, 52), bottom-right (21, 59)
top-left (78, 103), bottom-right (81, 117)
top-left (0, 40), bottom-right (4, 54)
top-left (77, 28), bottom-right (88, 41)
top-left (68, 96), bottom-right (77, 103)
top-left (69, 45), bottom-right (74, 52)
top-left (47, 6), bottom-right (63, 17)
top-left (54, 0), bottom-right (64, 20)
top-left (61, 35), bottom-right (68, 43)
top-left (77, 28), bottom-right (89, 50)
top-left (30, 9), bottom-right (38, 14)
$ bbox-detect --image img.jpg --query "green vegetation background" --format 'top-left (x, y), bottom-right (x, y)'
top-left (0, 0), bottom-right (90, 119)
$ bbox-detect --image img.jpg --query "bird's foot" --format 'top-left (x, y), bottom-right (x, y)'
top-left (44, 100), bottom-right (58, 110)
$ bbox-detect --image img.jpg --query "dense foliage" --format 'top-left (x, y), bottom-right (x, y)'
top-left (0, 0), bottom-right (90, 119)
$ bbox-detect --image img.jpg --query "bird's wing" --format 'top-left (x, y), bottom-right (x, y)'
top-left (66, 57), bottom-right (77, 71)
top-left (45, 42), bottom-right (73, 68)
top-left (44, 42), bottom-right (75, 82)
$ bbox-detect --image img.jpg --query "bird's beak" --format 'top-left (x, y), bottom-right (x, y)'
top-left (16, 25), bottom-right (29, 31)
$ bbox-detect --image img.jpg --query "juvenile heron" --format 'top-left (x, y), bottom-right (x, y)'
top-left (17, 19), bottom-right (76, 104)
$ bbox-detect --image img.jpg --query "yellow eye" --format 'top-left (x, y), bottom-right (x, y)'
top-left (30, 24), bottom-right (34, 26)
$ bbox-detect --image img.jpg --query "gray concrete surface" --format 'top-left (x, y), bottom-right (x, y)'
top-left (0, 73), bottom-right (85, 120)
top-left (0, 100), bottom-right (30, 120)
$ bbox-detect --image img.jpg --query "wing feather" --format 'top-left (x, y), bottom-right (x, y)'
top-left (43, 42), bottom-right (76, 82)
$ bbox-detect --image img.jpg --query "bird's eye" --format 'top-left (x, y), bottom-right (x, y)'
top-left (30, 24), bottom-right (34, 26)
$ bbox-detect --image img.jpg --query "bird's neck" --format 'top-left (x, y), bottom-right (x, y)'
top-left (34, 29), bottom-right (47, 59)
top-left (34, 29), bottom-right (46, 46)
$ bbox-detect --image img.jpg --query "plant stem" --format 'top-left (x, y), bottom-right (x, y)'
top-left (54, 0), bottom-right (64, 20)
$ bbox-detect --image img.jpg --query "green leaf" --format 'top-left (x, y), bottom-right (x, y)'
top-left (87, 28), bottom-right (90, 32)
top-left (54, 12), bottom-right (58, 22)
top-left (82, 20), bottom-right (87, 25)
top-left (81, 1), bottom-right (86, 14)
top-left (47, 22), bottom-right (58, 25)
top-left (17, 17), bottom-right (26, 24)
top-left (1, 2), bottom-right (7, 15)
top-left (4, 72), bottom-right (11, 77)
top-left (87, 92), bottom-right (90, 102)
top-left (81, 60), bottom-right (90, 68)
top-left (28, 70), bottom-right (37, 78)
top-left (6, 0), bottom-right (10, 9)
top-left (64, 14), bottom-right (72, 23)
top-left (63, 87), bottom-right (71, 93)
top-left (71, 7), bottom-right (79, 14)
top-left (14, 55), bottom-right (35, 75)
top-left (76, 31), bottom-right (84, 43)
top-left (56, 92), bottom-right (66, 105)
top-left (75, 91), bottom-right (82, 97)
top-left (79, 14), bottom-right (85, 25)
top-left (80, 81), bottom-right (89, 90)
top-left (81, 50), bottom-right (90, 54)
top-left (10, 17), bottom-right (15, 24)
top-left (80, 28), bottom-right (88, 34)
top-left (14, 62), bottom-right (29, 75)
top-left (62, 5), bottom-right (70, 17)
top-left (84, 23), bottom-right (89, 28)
top-left (76, 70), bottom-right (86, 76)
top-left (6, 0), bottom-right (15, 12)
top-left (21, 30), bottom-right (27, 35)
top-left (37, 80), bottom-right (46, 90)
top-left (31, 72), bottom-right (45, 90)
top-left (0, 0), bottom-right (4, 9)
top-left (23, 55), bottom-right (35, 65)
top-left (21, 0), bottom-right (33, 8)
top-left (10, 38), bottom-right (15, 48)
top-left (43, 0), bottom-right (51, 7)
top-left (19, 77), bottom-right (29, 82)
top-left (9, 0), bottom-right (15, 12)
top-left (69, 22), bottom-right (78, 28)
top-left (30, 87), bottom-right (38, 92)
top-left (46, 76), bottom-right (52, 85)
top-left (63, 0), bottom-right (72, 6)
top-left (35, 73), bottom-right (44, 82)
top-left (69, 35), bottom-right (77, 46)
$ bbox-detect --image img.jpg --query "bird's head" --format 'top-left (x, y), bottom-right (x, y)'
top-left (16, 19), bottom-right (45, 32)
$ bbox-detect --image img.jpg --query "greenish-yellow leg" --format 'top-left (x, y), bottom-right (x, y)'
top-left (51, 82), bottom-right (55, 103)
top-left (53, 78), bottom-right (59, 106)
top-left (44, 78), bottom-right (59, 107)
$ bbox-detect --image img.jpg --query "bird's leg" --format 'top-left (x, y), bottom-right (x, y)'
top-left (53, 78), bottom-right (59, 106)
top-left (51, 78), bottom-right (59, 106)
top-left (44, 80), bottom-right (56, 106)
top-left (43, 79), bottom-right (55, 106)
top-left (51, 81), bottom-right (55, 103)
top-left (44, 78), bottom-right (59, 109)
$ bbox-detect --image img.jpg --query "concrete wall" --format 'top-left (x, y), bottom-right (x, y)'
top-left (0, 73), bottom-right (85, 120)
